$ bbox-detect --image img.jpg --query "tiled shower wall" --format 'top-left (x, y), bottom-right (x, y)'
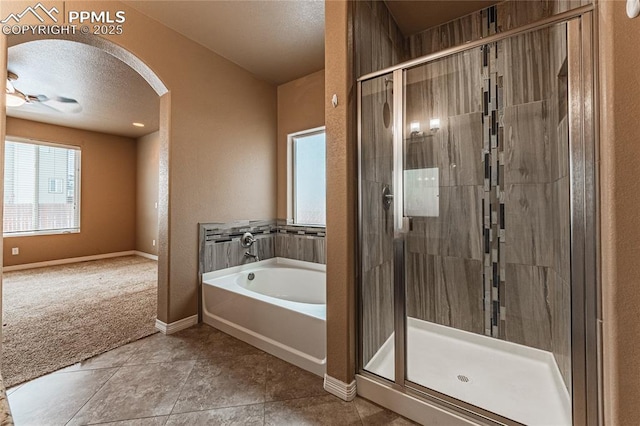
top-left (402, 10), bottom-right (572, 391)
top-left (502, 24), bottom-right (572, 390)
top-left (404, 48), bottom-right (485, 336)
top-left (358, 0), bottom-right (586, 388)
top-left (355, 0), bottom-right (407, 366)
top-left (199, 220), bottom-right (325, 275)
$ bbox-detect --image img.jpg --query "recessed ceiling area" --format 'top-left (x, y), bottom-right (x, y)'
top-left (385, 0), bottom-right (501, 36)
top-left (124, 0), bottom-right (325, 85)
top-left (7, 39), bottom-right (159, 138)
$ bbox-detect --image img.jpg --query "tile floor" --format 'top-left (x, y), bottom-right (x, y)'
top-left (7, 324), bottom-right (416, 425)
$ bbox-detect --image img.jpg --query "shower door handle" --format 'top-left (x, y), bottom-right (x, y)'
top-left (382, 185), bottom-right (393, 210)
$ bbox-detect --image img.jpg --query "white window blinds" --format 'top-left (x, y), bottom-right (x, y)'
top-left (4, 139), bottom-right (81, 235)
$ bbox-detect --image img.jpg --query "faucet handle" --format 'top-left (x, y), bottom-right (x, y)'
top-left (241, 232), bottom-right (256, 248)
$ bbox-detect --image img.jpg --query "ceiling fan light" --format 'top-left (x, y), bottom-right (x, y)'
top-left (5, 92), bottom-right (26, 107)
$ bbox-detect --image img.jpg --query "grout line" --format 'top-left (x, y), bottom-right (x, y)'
top-left (165, 402), bottom-right (266, 418)
top-left (87, 414), bottom-right (169, 425)
top-left (166, 359), bottom-right (197, 417)
top-left (64, 366), bottom-right (121, 426)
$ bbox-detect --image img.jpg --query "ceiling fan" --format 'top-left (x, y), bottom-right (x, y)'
top-left (5, 71), bottom-right (82, 113)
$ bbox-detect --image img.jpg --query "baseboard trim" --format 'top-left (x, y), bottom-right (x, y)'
top-left (155, 315), bottom-right (198, 335)
top-left (134, 251), bottom-right (158, 261)
top-left (3, 251), bottom-right (142, 272)
top-left (324, 374), bottom-right (356, 401)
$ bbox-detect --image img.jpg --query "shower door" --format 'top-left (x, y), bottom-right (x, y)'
top-left (358, 13), bottom-right (597, 426)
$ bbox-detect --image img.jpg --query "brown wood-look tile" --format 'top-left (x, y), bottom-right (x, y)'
top-left (553, 176), bottom-right (571, 283)
top-left (442, 113), bottom-right (484, 187)
top-left (503, 29), bottom-right (552, 107)
top-left (439, 186), bottom-right (483, 260)
top-left (361, 261), bottom-right (394, 368)
top-left (435, 256), bottom-right (484, 334)
top-left (405, 252), bottom-right (437, 323)
top-left (504, 263), bottom-right (553, 351)
top-left (503, 102), bottom-right (552, 185)
top-left (275, 234), bottom-right (326, 264)
top-left (504, 183), bottom-right (554, 268)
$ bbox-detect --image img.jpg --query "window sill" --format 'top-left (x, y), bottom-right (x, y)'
top-left (287, 220), bottom-right (326, 228)
top-left (4, 229), bottom-right (80, 238)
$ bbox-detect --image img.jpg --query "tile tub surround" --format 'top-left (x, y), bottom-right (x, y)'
top-left (199, 220), bottom-right (326, 275)
top-left (7, 324), bottom-right (416, 425)
top-left (199, 220), bottom-right (277, 274)
top-left (276, 220), bottom-right (326, 264)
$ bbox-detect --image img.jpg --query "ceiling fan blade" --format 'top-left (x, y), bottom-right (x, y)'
top-left (6, 80), bottom-right (15, 94)
top-left (37, 96), bottom-right (82, 113)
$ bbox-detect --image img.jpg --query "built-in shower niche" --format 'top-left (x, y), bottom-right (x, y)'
top-left (359, 20), bottom-right (574, 426)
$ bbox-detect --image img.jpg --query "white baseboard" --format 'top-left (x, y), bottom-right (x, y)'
top-left (155, 315), bottom-right (198, 335)
top-left (134, 251), bottom-right (158, 261)
top-left (3, 250), bottom-right (143, 272)
top-left (324, 374), bottom-right (357, 401)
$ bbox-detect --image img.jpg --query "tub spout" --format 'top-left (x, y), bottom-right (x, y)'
top-left (244, 251), bottom-right (260, 262)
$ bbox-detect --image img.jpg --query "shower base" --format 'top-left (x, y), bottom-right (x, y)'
top-left (364, 317), bottom-right (571, 426)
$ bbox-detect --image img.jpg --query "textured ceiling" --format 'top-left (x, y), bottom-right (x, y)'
top-left (7, 39), bottom-right (159, 138)
top-left (385, 0), bottom-right (500, 36)
top-left (124, 0), bottom-right (325, 85)
top-left (3, 1), bottom-right (499, 138)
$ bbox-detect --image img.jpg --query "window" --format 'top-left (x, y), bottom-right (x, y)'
top-left (289, 128), bottom-right (326, 226)
top-left (4, 139), bottom-right (81, 236)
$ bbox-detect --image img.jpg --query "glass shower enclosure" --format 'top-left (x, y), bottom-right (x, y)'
top-left (357, 11), bottom-right (597, 426)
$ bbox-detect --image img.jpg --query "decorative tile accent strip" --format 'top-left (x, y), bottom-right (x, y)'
top-left (276, 219), bottom-right (326, 237)
top-left (481, 5), bottom-right (505, 339)
top-left (203, 220), bottom-right (276, 243)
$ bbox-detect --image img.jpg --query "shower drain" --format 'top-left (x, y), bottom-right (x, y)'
top-left (457, 375), bottom-right (470, 383)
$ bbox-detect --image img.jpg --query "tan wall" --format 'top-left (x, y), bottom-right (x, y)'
top-left (277, 70), bottom-right (325, 218)
top-left (3, 117), bottom-right (136, 267)
top-left (0, 32), bottom-right (6, 347)
top-left (325, 0), bottom-right (356, 383)
top-left (599, 1), bottom-right (640, 423)
top-left (136, 131), bottom-right (159, 256)
top-left (0, 1), bottom-right (277, 322)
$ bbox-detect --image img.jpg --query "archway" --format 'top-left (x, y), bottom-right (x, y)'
top-left (1, 31), bottom-right (171, 333)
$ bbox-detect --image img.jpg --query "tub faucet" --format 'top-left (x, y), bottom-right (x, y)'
top-left (244, 251), bottom-right (260, 262)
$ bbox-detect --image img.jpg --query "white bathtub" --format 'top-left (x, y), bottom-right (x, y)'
top-left (201, 257), bottom-right (326, 376)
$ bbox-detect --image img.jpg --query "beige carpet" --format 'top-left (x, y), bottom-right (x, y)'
top-left (2, 255), bottom-right (158, 387)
